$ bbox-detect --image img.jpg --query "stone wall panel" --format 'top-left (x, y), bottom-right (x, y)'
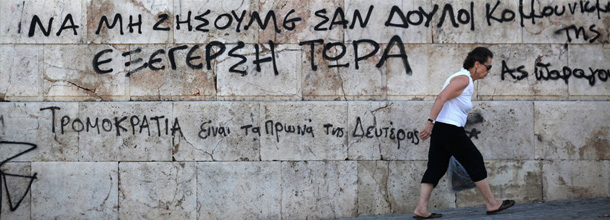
top-left (119, 162), bottom-right (197, 219)
top-left (0, 45), bottom-right (43, 101)
top-left (535, 101), bottom-right (610, 160)
top-left (0, 162), bottom-right (31, 220)
top-left (542, 160), bottom-right (610, 201)
top-left (479, 44), bottom-right (569, 100)
top-left (568, 44), bottom-right (610, 99)
top-left (258, 0), bottom-right (343, 44)
top-left (357, 161), bottom-right (391, 216)
top-left (216, 44), bottom-right (302, 100)
top-left (606, 160), bottom-right (610, 196)
top-left (301, 40), bottom-right (386, 100)
top-left (431, 0), bottom-right (521, 44)
top-left (172, 0), bottom-right (257, 44)
top-left (128, 44), bottom-right (216, 101)
top-left (337, 42), bottom-right (387, 100)
top-left (387, 44), bottom-right (470, 100)
top-left (0, 1), bottom-right (19, 43)
top-left (344, 0), bottom-right (432, 43)
top-left (0, 0), bottom-right (86, 44)
top-left (78, 102), bottom-right (173, 161)
top-left (522, 0), bottom-right (610, 44)
top-left (31, 162), bottom-right (119, 219)
top-left (0, 103), bottom-right (43, 162)
top-left (197, 162), bottom-right (281, 220)
top-left (281, 161), bottom-right (357, 220)
top-left (86, 0), bottom-right (173, 44)
top-left (455, 160), bottom-right (543, 207)
top-left (1, 102), bottom-right (80, 162)
top-left (347, 102), bottom-right (429, 160)
top-left (300, 41), bottom-right (345, 100)
top-left (388, 161), bottom-right (455, 213)
top-left (43, 45), bottom-right (129, 101)
top-left (35, 102), bottom-right (80, 161)
top-left (467, 101), bottom-right (535, 160)
top-left (172, 102), bottom-right (260, 161)
top-left (260, 102), bottom-right (348, 161)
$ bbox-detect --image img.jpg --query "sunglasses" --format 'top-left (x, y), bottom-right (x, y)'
top-left (483, 64), bottom-right (492, 70)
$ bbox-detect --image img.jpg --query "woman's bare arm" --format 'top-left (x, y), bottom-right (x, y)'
top-left (419, 75), bottom-right (470, 141)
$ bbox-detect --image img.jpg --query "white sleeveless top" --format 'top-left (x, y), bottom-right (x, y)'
top-left (436, 69), bottom-right (474, 127)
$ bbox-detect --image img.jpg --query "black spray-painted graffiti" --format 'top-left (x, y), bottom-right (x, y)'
top-left (91, 35), bottom-right (412, 77)
top-left (465, 128), bottom-right (482, 139)
top-left (352, 117), bottom-right (420, 149)
top-left (487, 0), bottom-right (608, 43)
top-left (30, 1), bottom-right (608, 37)
top-left (240, 120), bottom-right (316, 143)
top-left (39, 106), bottom-right (183, 137)
top-left (93, 42), bottom-right (280, 77)
top-left (21, 1), bottom-right (608, 81)
top-left (464, 112), bottom-right (484, 139)
top-left (38, 106), bottom-right (426, 149)
top-left (502, 60), bottom-right (609, 86)
top-left (34, 104), bottom-right (492, 149)
top-left (0, 141), bottom-right (38, 215)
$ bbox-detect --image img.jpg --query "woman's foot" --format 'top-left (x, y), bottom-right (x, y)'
top-left (413, 212), bottom-right (442, 219)
top-left (486, 199), bottom-right (503, 212)
top-left (413, 207), bottom-right (431, 218)
top-left (486, 199), bottom-right (515, 215)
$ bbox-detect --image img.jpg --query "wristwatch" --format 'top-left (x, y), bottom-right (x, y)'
top-left (427, 118), bottom-right (436, 124)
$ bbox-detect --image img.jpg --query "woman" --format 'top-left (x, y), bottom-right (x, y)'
top-left (413, 47), bottom-right (515, 219)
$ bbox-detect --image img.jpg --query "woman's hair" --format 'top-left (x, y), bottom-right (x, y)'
top-left (463, 47), bottom-right (494, 69)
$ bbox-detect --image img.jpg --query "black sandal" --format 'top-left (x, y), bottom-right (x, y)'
top-left (486, 200), bottom-right (515, 215)
top-left (413, 213), bottom-right (442, 219)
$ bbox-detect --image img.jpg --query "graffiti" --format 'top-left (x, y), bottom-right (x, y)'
top-left (93, 41), bottom-right (279, 77)
top-left (300, 35), bottom-right (412, 75)
top-left (554, 24), bottom-right (601, 43)
top-left (39, 106), bottom-right (182, 137)
top-left (501, 60), bottom-right (529, 81)
top-left (465, 128), bottom-right (482, 139)
top-left (323, 124), bottom-right (346, 138)
top-left (199, 120), bottom-right (231, 139)
top-left (386, 3), bottom-right (475, 30)
top-left (19, 1), bottom-right (608, 79)
top-left (263, 120), bottom-right (315, 143)
top-left (239, 124), bottom-right (262, 136)
top-left (465, 112), bottom-right (484, 139)
top-left (483, 0), bottom-right (610, 27)
top-left (35, 104), bottom-right (426, 150)
top-left (28, 4), bottom-right (484, 36)
top-left (28, 14), bottom-right (79, 37)
top-left (0, 141), bottom-right (38, 215)
top-left (95, 10), bottom-right (302, 35)
top-left (502, 60), bottom-right (609, 86)
top-left (93, 35), bottom-right (413, 76)
top-left (352, 117), bottom-right (420, 149)
top-left (534, 63), bottom-right (609, 86)
top-left (313, 6), bottom-right (375, 30)
top-left (485, 0), bottom-right (609, 43)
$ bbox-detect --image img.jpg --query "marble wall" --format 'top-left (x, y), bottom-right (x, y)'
top-left (1, 0), bottom-right (609, 219)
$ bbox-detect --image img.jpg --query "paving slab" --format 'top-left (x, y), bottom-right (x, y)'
top-left (330, 197), bottom-right (610, 220)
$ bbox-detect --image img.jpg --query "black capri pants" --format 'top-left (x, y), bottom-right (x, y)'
top-left (421, 122), bottom-right (488, 187)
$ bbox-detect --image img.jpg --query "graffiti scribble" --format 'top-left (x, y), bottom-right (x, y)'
top-left (0, 141), bottom-right (38, 215)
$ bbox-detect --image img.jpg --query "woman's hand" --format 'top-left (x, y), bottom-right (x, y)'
top-left (419, 122), bottom-right (434, 141)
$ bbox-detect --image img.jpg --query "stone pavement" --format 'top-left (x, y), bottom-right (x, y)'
top-left (331, 197), bottom-right (610, 220)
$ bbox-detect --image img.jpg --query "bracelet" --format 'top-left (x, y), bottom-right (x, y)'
top-left (427, 118), bottom-right (436, 124)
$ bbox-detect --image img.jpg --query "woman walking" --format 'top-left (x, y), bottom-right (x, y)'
top-left (413, 47), bottom-right (515, 219)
